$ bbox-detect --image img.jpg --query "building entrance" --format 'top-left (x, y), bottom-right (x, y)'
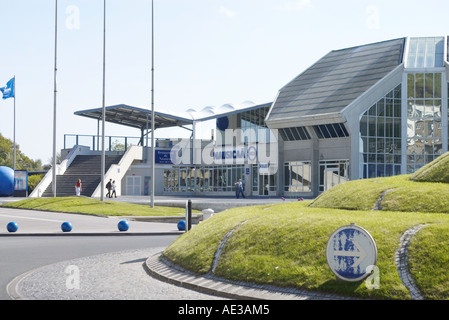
top-left (252, 165), bottom-right (277, 196)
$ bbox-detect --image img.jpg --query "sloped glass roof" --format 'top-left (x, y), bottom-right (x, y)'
top-left (406, 37), bottom-right (445, 68)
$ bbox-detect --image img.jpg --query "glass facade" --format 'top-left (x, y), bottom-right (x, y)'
top-left (164, 165), bottom-right (245, 193)
top-left (360, 85), bottom-right (402, 178)
top-left (241, 106), bottom-right (274, 144)
top-left (406, 73), bottom-right (443, 173)
top-left (283, 161), bottom-right (312, 193)
top-left (406, 37), bottom-right (445, 68)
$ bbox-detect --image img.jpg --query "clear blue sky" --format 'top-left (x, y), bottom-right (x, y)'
top-left (0, 0), bottom-right (448, 164)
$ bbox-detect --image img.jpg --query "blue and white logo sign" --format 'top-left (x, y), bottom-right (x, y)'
top-left (326, 224), bottom-right (377, 282)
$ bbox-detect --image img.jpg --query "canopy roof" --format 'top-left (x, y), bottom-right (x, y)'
top-left (74, 104), bottom-right (193, 130)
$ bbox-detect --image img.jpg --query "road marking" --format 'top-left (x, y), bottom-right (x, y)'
top-left (0, 213), bottom-right (64, 223)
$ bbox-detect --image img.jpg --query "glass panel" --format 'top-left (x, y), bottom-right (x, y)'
top-left (360, 85), bottom-right (402, 179)
top-left (326, 124), bottom-right (338, 138)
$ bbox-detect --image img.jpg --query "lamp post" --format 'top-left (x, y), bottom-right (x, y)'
top-left (150, 0), bottom-right (155, 208)
top-left (100, 0), bottom-right (107, 201)
top-left (52, 0), bottom-right (58, 197)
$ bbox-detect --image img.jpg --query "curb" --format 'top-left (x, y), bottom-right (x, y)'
top-left (0, 232), bottom-right (183, 237)
top-left (144, 252), bottom-right (348, 300)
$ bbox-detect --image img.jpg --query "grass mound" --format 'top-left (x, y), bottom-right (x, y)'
top-left (1, 197), bottom-right (187, 216)
top-left (308, 174), bottom-right (449, 213)
top-left (410, 152), bottom-right (449, 183)
top-left (163, 202), bottom-right (449, 299)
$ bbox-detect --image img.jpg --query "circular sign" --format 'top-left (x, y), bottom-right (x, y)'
top-left (247, 146), bottom-right (257, 161)
top-left (216, 117), bottom-right (229, 131)
top-left (326, 224), bottom-right (377, 282)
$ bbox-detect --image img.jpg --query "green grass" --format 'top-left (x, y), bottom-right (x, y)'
top-left (308, 174), bottom-right (449, 213)
top-left (408, 223), bottom-right (449, 300)
top-left (164, 162), bottom-right (449, 299)
top-left (410, 151), bottom-right (449, 183)
top-left (1, 197), bottom-right (190, 217)
top-left (163, 201), bottom-right (449, 299)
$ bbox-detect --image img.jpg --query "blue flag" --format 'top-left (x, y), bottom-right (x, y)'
top-left (0, 77), bottom-right (15, 100)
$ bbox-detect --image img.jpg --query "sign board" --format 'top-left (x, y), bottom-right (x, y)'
top-left (14, 170), bottom-right (28, 191)
top-left (326, 224), bottom-right (377, 282)
top-left (155, 149), bottom-right (173, 164)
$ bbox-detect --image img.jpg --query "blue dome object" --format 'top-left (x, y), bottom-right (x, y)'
top-left (118, 220), bottom-right (129, 232)
top-left (61, 222), bottom-right (73, 232)
top-left (216, 116), bottom-right (229, 131)
top-left (0, 167), bottom-right (14, 197)
top-left (7, 222), bottom-right (18, 233)
top-left (177, 220), bottom-right (186, 231)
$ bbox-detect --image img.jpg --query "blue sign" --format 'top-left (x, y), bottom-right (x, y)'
top-left (155, 150), bottom-right (173, 164)
top-left (326, 224), bottom-right (377, 282)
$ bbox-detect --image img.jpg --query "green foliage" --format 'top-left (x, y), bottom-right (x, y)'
top-left (0, 132), bottom-right (44, 171)
top-left (28, 175), bottom-right (44, 193)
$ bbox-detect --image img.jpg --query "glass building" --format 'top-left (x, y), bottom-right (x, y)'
top-left (62, 36), bottom-right (449, 199)
top-left (266, 36), bottom-right (449, 196)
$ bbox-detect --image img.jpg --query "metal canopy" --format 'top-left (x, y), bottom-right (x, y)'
top-left (74, 104), bottom-right (193, 130)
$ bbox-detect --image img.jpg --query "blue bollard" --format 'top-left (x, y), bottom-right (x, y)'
top-left (61, 222), bottom-right (72, 233)
top-left (7, 222), bottom-right (18, 233)
top-left (177, 220), bottom-right (186, 231)
top-left (118, 220), bottom-right (129, 232)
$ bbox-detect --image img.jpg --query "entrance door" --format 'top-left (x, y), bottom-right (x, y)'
top-left (259, 174), bottom-right (269, 196)
top-left (126, 176), bottom-right (141, 196)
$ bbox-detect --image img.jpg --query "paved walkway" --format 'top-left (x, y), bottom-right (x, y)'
top-left (8, 248), bottom-right (225, 300)
top-left (8, 247), bottom-right (346, 300)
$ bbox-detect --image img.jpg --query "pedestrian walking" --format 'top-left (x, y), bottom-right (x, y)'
top-left (235, 178), bottom-right (245, 199)
top-left (75, 179), bottom-right (82, 196)
top-left (106, 179), bottom-right (112, 198)
top-left (111, 180), bottom-right (117, 198)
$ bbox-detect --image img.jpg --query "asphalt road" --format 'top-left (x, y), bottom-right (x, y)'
top-left (0, 206), bottom-right (223, 300)
top-left (0, 235), bottom-right (179, 300)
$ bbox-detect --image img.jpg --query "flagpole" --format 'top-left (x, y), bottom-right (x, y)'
top-left (13, 75), bottom-right (16, 173)
top-left (100, 0), bottom-right (106, 202)
top-left (52, 0), bottom-right (58, 197)
top-left (150, 0), bottom-right (155, 208)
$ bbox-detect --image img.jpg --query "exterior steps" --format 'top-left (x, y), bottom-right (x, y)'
top-left (42, 155), bottom-right (122, 197)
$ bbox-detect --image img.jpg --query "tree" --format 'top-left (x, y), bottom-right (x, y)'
top-left (0, 132), bottom-right (44, 171)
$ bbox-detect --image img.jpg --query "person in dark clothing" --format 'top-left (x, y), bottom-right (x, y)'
top-left (106, 179), bottom-right (112, 198)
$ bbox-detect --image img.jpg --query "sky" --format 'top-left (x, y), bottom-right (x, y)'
top-left (0, 0), bottom-right (448, 164)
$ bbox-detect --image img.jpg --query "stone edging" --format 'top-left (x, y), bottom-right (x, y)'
top-left (395, 224), bottom-right (430, 300)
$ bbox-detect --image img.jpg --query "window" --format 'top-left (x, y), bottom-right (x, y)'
top-left (284, 162), bottom-right (312, 192)
top-left (360, 85), bottom-right (402, 179)
top-left (406, 37), bottom-right (445, 68)
top-left (406, 73), bottom-right (443, 173)
top-left (279, 126), bottom-right (311, 141)
top-left (164, 165), bottom-right (245, 193)
top-left (313, 123), bottom-right (349, 139)
top-left (319, 160), bottom-right (349, 192)
top-left (241, 106), bottom-right (274, 144)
